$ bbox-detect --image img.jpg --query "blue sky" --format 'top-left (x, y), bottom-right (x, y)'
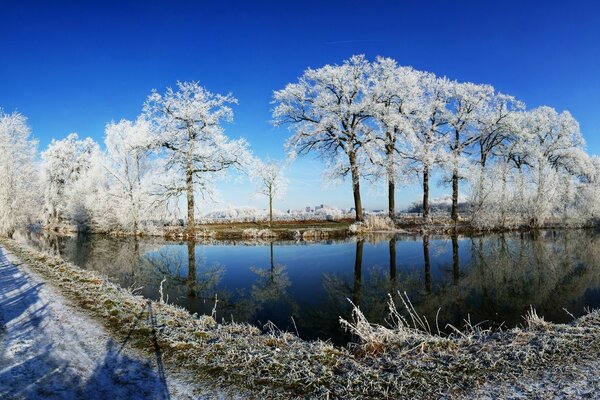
top-left (1, 1), bottom-right (600, 211)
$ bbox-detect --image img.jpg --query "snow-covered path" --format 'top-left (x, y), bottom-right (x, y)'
top-left (0, 246), bottom-right (201, 400)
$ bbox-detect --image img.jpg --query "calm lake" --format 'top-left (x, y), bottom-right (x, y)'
top-left (19, 230), bottom-right (600, 345)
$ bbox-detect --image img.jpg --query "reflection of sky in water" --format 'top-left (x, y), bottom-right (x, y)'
top-left (21, 231), bottom-right (600, 345)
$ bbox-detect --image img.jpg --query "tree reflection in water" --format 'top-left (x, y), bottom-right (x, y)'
top-left (18, 230), bottom-right (600, 344)
top-left (423, 235), bottom-right (431, 293)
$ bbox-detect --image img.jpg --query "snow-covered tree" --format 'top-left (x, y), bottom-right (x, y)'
top-left (404, 73), bottom-right (450, 218)
top-left (143, 81), bottom-right (250, 233)
top-left (517, 106), bottom-right (586, 226)
top-left (369, 57), bottom-right (424, 219)
top-left (273, 55), bottom-right (376, 221)
top-left (68, 147), bottom-right (112, 230)
top-left (251, 158), bottom-right (287, 227)
top-left (103, 118), bottom-right (153, 233)
top-left (41, 133), bottom-right (100, 228)
top-left (0, 110), bottom-right (40, 238)
top-left (469, 92), bottom-right (523, 217)
top-left (445, 81), bottom-right (494, 222)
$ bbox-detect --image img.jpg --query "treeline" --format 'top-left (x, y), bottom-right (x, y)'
top-left (0, 55), bottom-right (599, 237)
top-left (273, 55), bottom-right (599, 228)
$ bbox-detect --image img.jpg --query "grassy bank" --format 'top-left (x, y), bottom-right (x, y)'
top-left (2, 238), bottom-right (600, 399)
top-left (164, 219), bottom-right (354, 240)
top-left (45, 215), bottom-right (596, 241)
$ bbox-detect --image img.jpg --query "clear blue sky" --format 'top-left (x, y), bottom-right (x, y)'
top-left (2, 0), bottom-right (600, 211)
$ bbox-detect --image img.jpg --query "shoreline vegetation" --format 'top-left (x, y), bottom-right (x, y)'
top-left (42, 213), bottom-right (596, 241)
top-left (3, 237), bottom-right (600, 399)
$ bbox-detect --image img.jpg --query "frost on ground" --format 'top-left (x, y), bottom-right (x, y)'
top-left (0, 247), bottom-right (208, 400)
top-left (470, 359), bottom-right (600, 399)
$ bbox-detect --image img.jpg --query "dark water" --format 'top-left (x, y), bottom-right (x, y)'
top-left (19, 230), bottom-right (600, 344)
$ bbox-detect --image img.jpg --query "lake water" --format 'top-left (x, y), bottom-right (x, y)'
top-left (19, 230), bottom-right (600, 345)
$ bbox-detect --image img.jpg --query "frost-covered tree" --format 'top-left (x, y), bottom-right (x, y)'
top-left (143, 81), bottom-right (250, 233)
top-left (576, 155), bottom-right (600, 222)
top-left (0, 110), bottom-right (40, 238)
top-left (103, 118), bottom-right (152, 233)
top-left (273, 55), bottom-right (376, 221)
top-left (404, 74), bottom-right (450, 218)
top-left (469, 93), bottom-right (523, 216)
top-left (41, 133), bottom-right (100, 228)
top-left (468, 104), bottom-right (590, 228)
top-left (69, 147), bottom-right (112, 230)
top-left (370, 57), bottom-right (424, 219)
top-left (251, 158), bottom-right (287, 227)
top-left (517, 106), bottom-right (586, 226)
top-left (445, 82), bottom-right (494, 221)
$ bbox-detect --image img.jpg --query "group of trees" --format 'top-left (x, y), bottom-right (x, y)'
top-left (0, 55), bottom-right (598, 237)
top-left (0, 82), bottom-right (287, 237)
top-left (273, 55), bottom-right (598, 226)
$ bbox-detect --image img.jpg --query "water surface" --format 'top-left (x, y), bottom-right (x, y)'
top-left (20, 230), bottom-right (600, 344)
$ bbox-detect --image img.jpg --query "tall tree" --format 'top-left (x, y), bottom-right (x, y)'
top-left (405, 74), bottom-right (450, 219)
top-left (370, 57), bottom-right (423, 219)
top-left (143, 81), bottom-right (250, 234)
top-left (470, 93), bottom-right (523, 213)
top-left (104, 118), bottom-right (152, 233)
top-left (446, 82), bottom-right (494, 222)
top-left (272, 55), bottom-right (376, 222)
top-left (0, 110), bottom-right (40, 238)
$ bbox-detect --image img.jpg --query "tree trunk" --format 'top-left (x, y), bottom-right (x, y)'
top-left (423, 165), bottom-right (430, 219)
top-left (269, 188), bottom-right (273, 228)
top-left (186, 159), bottom-right (195, 236)
top-left (451, 165), bottom-right (459, 222)
top-left (388, 177), bottom-right (395, 220)
top-left (451, 130), bottom-right (460, 222)
top-left (386, 139), bottom-right (396, 220)
top-left (348, 152), bottom-right (364, 222)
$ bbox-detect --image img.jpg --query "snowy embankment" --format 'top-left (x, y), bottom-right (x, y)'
top-left (0, 246), bottom-right (228, 400)
top-left (2, 239), bottom-right (600, 399)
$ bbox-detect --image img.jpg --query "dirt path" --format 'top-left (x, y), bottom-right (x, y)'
top-left (0, 246), bottom-right (219, 400)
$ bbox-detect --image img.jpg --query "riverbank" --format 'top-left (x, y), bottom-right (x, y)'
top-left (43, 215), bottom-right (596, 241)
top-left (2, 238), bottom-right (600, 399)
top-left (0, 243), bottom-right (231, 399)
